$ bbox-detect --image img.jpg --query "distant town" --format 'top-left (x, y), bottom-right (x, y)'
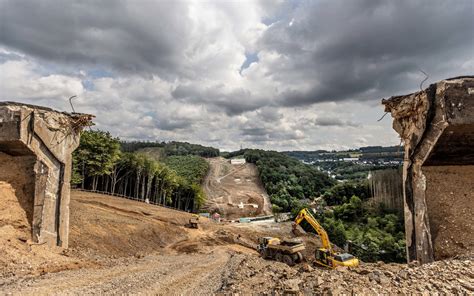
top-left (285, 146), bottom-right (403, 181)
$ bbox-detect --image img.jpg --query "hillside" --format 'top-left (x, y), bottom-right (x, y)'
top-left (202, 157), bottom-right (272, 219)
top-left (1, 190), bottom-right (472, 294)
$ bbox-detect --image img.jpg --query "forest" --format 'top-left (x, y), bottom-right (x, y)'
top-left (120, 140), bottom-right (219, 157)
top-left (315, 195), bottom-right (406, 263)
top-left (72, 131), bottom-right (209, 212)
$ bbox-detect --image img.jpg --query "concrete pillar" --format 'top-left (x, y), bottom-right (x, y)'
top-left (382, 76), bottom-right (474, 263)
top-left (0, 102), bottom-right (93, 248)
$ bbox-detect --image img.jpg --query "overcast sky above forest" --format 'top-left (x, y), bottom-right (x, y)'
top-left (1, 0), bottom-right (473, 151)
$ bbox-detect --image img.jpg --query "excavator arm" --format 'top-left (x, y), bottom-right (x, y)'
top-left (294, 208), bottom-right (332, 253)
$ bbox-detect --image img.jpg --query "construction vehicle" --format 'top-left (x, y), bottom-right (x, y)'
top-left (294, 208), bottom-right (359, 269)
top-left (257, 237), bottom-right (305, 266)
top-left (186, 214), bottom-right (200, 229)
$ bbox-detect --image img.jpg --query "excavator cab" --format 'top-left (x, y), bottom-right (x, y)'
top-left (315, 248), bottom-right (332, 267)
top-left (315, 248), bottom-right (358, 268)
top-left (333, 253), bottom-right (358, 267)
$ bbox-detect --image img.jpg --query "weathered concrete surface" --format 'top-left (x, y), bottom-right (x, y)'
top-left (382, 76), bottom-right (474, 264)
top-left (0, 102), bottom-right (93, 248)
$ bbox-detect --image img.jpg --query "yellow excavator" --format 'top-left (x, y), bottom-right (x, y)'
top-left (294, 208), bottom-right (359, 269)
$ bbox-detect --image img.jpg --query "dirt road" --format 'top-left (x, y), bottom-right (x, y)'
top-left (202, 157), bottom-right (272, 219)
top-left (2, 191), bottom-right (473, 295)
top-left (1, 249), bottom-right (236, 295)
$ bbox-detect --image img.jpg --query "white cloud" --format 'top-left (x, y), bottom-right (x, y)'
top-left (1, 0), bottom-right (471, 151)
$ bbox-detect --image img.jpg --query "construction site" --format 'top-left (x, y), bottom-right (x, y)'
top-left (202, 157), bottom-right (272, 219)
top-left (0, 77), bottom-right (473, 294)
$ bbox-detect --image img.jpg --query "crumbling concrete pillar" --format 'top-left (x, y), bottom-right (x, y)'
top-left (0, 102), bottom-right (93, 248)
top-left (382, 76), bottom-right (474, 264)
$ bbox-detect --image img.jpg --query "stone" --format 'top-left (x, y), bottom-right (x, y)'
top-left (458, 279), bottom-right (474, 292)
top-left (300, 263), bottom-right (314, 272)
top-left (315, 276), bottom-right (324, 287)
top-left (283, 279), bottom-right (301, 293)
top-left (398, 270), bottom-right (409, 280)
top-left (378, 275), bottom-right (390, 285)
top-left (356, 268), bottom-right (371, 275)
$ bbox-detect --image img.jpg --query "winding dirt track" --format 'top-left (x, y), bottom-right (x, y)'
top-left (2, 250), bottom-right (234, 295)
top-left (1, 191), bottom-right (259, 295)
top-left (202, 157), bottom-right (272, 219)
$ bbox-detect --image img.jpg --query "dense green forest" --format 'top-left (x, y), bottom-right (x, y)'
top-left (310, 179), bottom-right (405, 262)
top-left (72, 131), bottom-right (208, 211)
top-left (120, 140), bottom-right (219, 157)
top-left (164, 155), bottom-right (209, 184)
top-left (315, 197), bottom-right (406, 263)
top-left (225, 149), bottom-right (336, 213)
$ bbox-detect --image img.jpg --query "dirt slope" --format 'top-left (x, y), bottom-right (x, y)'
top-left (202, 157), bottom-right (272, 219)
top-left (1, 190), bottom-right (473, 295)
top-left (424, 165), bottom-right (474, 259)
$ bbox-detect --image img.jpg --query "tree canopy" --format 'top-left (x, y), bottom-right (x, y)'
top-left (72, 131), bottom-right (210, 212)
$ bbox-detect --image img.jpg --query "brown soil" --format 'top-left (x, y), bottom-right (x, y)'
top-left (202, 157), bottom-right (272, 219)
top-left (0, 152), bottom-right (36, 230)
top-left (69, 192), bottom-right (189, 257)
top-left (0, 153), bottom-right (86, 280)
top-left (67, 191), bottom-right (275, 258)
top-left (424, 165), bottom-right (474, 259)
top-left (0, 181), bottom-right (92, 280)
top-left (0, 182), bottom-right (30, 234)
top-left (1, 190), bottom-right (473, 294)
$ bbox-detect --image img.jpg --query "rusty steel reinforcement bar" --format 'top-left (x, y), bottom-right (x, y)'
top-left (73, 188), bottom-right (192, 214)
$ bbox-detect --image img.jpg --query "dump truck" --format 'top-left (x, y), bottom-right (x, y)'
top-left (186, 214), bottom-right (200, 229)
top-left (294, 208), bottom-right (359, 269)
top-left (257, 237), bottom-right (305, 266)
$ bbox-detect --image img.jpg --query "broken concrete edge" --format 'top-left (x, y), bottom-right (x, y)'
top-left (0, 101), bottom-right (92, 117)
top-left (0, 101), bottom-right (94, 248)
top-left (382, 76), bottom-right (474, 264)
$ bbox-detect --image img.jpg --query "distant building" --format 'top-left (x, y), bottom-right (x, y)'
top-left (230, 158), bottom-right (246, 165)
top-left (343, 157), bottom-right (359, 162)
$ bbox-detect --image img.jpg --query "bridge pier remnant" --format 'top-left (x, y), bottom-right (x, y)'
top-left (0, 102), bottom-right (93, 248)
top-left (382, 77), bottom-right (474, 264)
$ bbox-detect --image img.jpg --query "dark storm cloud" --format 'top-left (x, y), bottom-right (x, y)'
top-left (241, 127), bottom-right (268, 136)
top-left (157, 118), bottom-right (193, 131)
top-left (172, 84), bottom-right (264, 115)
top-left (313, 117), bottom-right (359, 128)
top-left (0, 0), bottom-right (190, 78)
top-left (1, 0), bottom-right (472, 150)
top-left (263, 0), bottom-right (474, 106)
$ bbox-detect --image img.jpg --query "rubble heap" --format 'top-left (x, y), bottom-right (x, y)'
top-left (219, 254), bottom-right (474, 295)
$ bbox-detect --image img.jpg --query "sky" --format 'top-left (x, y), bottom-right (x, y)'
top-left (1, 0), bottom-right (473, 151)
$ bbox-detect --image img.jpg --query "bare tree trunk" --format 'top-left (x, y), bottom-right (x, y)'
top-left (141, 175), bottom-right (146, 200)
top-left (135, 172), bottom-right (141, 198)
top-left (81, 161), bottom-right (85, 189)
top-left (92, 175), bottom-right (98, 191)
top-left (105, 176), bottom-right (110, 193)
